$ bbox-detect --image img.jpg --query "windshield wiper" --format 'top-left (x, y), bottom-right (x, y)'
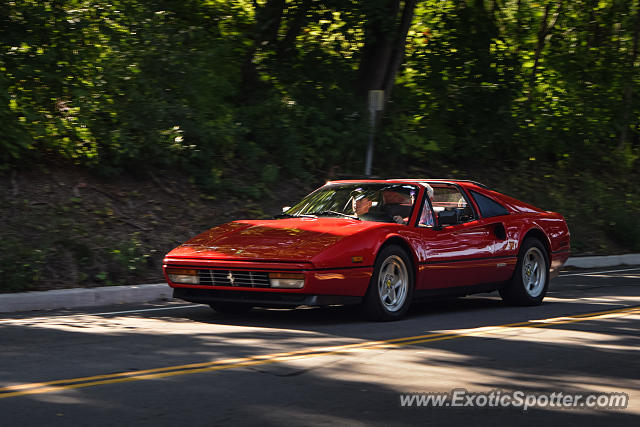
top-left (312, 210), bottom-right (360, 220)
top-left (274, 213), bottom-right (318, 219)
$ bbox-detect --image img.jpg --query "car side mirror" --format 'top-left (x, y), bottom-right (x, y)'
top-left (437, 209), bottom-right (459, 226)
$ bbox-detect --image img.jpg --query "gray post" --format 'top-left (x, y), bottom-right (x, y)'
top-left (365, 90), bottom-right (384, 176)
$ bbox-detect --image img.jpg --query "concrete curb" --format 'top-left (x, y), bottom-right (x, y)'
top-left (1, 254), bottom-right (639, 314)
top-left (0, 284), bottom-right (172, 314)
top-left (564, 253), bottom-right (640, 269)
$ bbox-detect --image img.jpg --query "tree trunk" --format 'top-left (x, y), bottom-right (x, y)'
top-left (239, 0), bottom-right (286, 97)
top-left (528, 1), bottom-right (563, 100)
top-left (356, 0), bottom-right (417, 103)
top-left (383, 0), bottom-right (417, 101)
top-left (618, 0), bottom-right (640, 153)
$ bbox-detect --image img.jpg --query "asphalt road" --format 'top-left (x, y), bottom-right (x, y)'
top-left (1, 267), bottom-right (639, 426)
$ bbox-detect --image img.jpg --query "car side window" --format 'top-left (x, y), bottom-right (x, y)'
top-left (469, 190), bottom-right (509, 218)
top-left (419, 184), bottom-right (475, 227)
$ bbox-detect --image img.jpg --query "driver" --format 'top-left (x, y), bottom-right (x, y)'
top-left (352, 194), bottom-right (373, 216)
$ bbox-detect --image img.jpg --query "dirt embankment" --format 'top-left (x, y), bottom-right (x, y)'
top-left (0, 166), bottom-right (312, 292)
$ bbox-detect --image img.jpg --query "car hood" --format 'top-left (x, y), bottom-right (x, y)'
top-left (165, 217), bottom-right (383, 263)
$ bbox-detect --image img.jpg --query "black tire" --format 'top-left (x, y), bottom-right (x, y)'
top-left (209, 302), bottom-right (253, 314)
top-left (499, 238), bottom-right (550, 306)
top-left (362, 244), bottom-right (415, 321)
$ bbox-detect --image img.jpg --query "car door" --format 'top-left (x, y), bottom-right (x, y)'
top-left (412, 184), bottom-right (503, 289)
top-left (417, 219), bottom-right (501, 289)
top-left (466, 189), bottom-right (516, 282)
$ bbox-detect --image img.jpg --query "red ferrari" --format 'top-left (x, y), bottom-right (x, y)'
top-left (163, 179), bottom-right (570, 320)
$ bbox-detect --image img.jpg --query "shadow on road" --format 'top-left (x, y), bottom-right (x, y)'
top-left (1, 274), bottom-right (638, 426)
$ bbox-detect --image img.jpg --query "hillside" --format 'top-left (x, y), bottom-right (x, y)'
top-left (2, 164), bottom-right (638, 293)
top-left (0, 166), bottom-right (314, 292)
top-left (2, 1), bottom-right (639, 292)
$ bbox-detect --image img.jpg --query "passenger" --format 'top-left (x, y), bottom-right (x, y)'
top-left (418, 184), bottom-right (435, 227)
top-left (382, 190), bottom-right (413, 224)
top-left (382, 190), bottom-right (411, 205)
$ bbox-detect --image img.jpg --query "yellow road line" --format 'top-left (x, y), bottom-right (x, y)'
top-left (1, 305), bottom-right (639, 399)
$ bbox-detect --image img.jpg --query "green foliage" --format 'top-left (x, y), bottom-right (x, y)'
top-left (101, 233), bottom-right (153, 284)
top-left (0, 239), bottom-right (45, 292)
top-left (1, 0), bottom-right (244, 176)
top-left (2, 0), bottom-right (638, 174)
top-left (607, 212), bottom-right (640, 251)
top-left (1, 0), bottom-right (639, 261)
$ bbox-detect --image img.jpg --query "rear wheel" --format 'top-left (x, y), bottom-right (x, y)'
top-left (500, 238), bottom-right (549, 305)
top-left (209, 302), bottom-right (253, 314)
top-left (363, 245), bottom-right (414, 321)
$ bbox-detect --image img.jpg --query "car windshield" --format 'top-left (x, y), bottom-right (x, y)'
top-left (284, 183), bottom-right (419, 224)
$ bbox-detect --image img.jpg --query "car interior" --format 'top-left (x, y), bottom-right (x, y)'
top-left (430, 184), bottom-right (475, 225)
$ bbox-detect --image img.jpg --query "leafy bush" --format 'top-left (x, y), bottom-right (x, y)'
top-left (0, 239), bottom-right (45, 292)
top-left (606, 209), bottom-right (640, 252)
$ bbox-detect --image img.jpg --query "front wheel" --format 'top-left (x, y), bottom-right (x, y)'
top-left (362, 245), bottom-right (414, 321)
top-left (499, 238), bottom-right (549, 306)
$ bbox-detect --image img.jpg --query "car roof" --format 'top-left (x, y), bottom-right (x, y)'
top-left (325, 179), bottom-right (488, 189)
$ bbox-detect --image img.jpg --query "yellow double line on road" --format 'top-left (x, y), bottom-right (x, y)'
top-left (1, 305), bottom-right (639, 399)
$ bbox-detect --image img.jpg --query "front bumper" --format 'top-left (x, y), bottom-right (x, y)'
top-left (173, 287), bottom-right (362, 307)
top-left (163, 257), bottom-right (374, 297)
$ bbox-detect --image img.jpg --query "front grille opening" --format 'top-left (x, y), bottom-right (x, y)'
top-left (197, 269), bottom-right (271, 288)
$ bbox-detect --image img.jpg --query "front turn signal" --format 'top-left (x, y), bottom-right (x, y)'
top-left (268, 272), bottom-right (305, 289)
top-left (167, 268), bottom-right (199, 285)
